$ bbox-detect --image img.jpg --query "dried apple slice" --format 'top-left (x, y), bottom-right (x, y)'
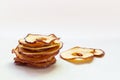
top-left (18, 40), bottom-right (61, 51)
top-left (25, 34), bottom-right (58, 44)
top-left (60, 46), bottom-right (94, 64)
top-left (19, 34), bottom-right (59, 47)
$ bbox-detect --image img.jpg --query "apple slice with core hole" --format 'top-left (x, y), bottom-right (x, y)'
top-left (60, 46), bottom-right (94, 64)
top-left (60, 46), bottom-right (105, 64)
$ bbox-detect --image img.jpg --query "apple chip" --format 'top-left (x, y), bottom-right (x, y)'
top-left (25, 34), bottom-right (58, 44)
top-left (60, 46), bottom-right (105, 64)
top-left (18, 40), bottom-right (62, 51)
top-left (19, 34), bottom-right (59, 48)
top-left (60, 46), bottom-right (94, 63)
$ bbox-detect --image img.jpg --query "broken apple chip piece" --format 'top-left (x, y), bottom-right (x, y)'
top-left (93, 49), bottom-right (105, 57)
top-left (60, 46), bottom-right (105, 64)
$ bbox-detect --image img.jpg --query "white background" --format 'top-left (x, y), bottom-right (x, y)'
top-left (0, 0), bottom-right (120, 80)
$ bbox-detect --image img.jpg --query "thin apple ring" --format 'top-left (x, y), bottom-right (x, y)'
top-left (60, 46), bottom-right (94, 64)
top-left (60, 46), bottom-right (105, 64)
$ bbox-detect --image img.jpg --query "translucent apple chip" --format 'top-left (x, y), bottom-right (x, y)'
top-left (60, 46), bottom-right (94, 64)
top-left (60, 46), bottom-right (105, 64)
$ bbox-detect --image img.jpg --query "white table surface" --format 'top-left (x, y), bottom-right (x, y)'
top-left (0, 0), bottom-right (120, 80)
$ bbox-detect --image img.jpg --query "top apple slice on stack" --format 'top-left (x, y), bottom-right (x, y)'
top-left (19, 34), bottom-right (59, 48)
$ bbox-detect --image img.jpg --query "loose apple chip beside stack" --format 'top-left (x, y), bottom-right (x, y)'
top-left (60, 46), bottom-right (105, 64)
top-left (12, 34), bottom-right (63, 68)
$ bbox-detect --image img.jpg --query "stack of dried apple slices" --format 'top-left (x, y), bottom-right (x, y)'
top-left (12, 34), bottom-right (63, 68)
